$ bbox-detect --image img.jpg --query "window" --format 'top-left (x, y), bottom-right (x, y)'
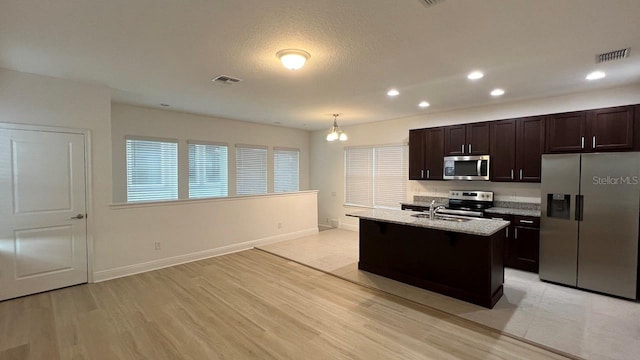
top-left (126, 138), bottom-right (178, 202)
top-left (344, 145), bottom-right (408, 209)
top-left (188, 142), bottom-right (228, 198)
top-left (236, 145), bottom-right (267, 195)
top-left (274, 148), bottom-right (299, 192)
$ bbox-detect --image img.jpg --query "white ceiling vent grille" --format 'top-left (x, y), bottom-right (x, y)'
top-left (596, 48), bottom-right (630, 63)
top-left (212, 75), bottom-right (242, 85)
top-left (417, 0), bottom-right (445, 7)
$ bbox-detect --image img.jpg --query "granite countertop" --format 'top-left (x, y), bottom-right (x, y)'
top-left (484, 207), bottom-right (541, 217)
top-left (347, 209), bottom-right (509, 236)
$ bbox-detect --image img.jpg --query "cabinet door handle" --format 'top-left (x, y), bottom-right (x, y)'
top-left (426, 169), bottom-right (430, 179)
top-left (511, 169), bottom-right (514, 180)
top-left (468, 144), bottom-right (472, 153)
top-left (514, 228), bottom-right (518, 239)
top-left (421, 170), bottom-right (424, 178)
top-left (519, 169), bottom-right (523, 180)
top-left (461, 144), bottom-right (465, 153)
top-left (519, 219), bottom-right (534, 224)
top-left (592, 136), bottom-right (596, 149)
top-left (506, 227), bottom-right (509, 237)
top-left (581, 136), bottom-right (585, 149)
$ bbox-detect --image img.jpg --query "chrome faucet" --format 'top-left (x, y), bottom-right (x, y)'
top-left (430, 200), bottom-right (445, 219)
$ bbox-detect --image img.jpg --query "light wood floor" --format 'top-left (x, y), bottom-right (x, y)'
top-left (0, 250), bottom-right (572, 360)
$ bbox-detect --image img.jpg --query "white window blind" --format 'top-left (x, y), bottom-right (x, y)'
top-left (345, 147), bottom-right (374, 207)
top-left (344, 145), bottom-right (408, 209)
top-left (236, 145), bottom-right (267, 195)
top-left (274, 148), bottom-right (299, 193)
top-left (126, 138), bottom-right (178, 202)
top-left (188, 142), bottom-right (228, 198)
top-left (374, 146), bottom-right (408, 209)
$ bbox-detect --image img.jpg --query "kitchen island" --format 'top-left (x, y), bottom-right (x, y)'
top-left (347, 209), bottom-right (509, 308)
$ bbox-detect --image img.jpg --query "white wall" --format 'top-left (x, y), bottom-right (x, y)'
top-left (95, 191), bottom-right (318, 281)
top-left (311, 84), bottom-right (640, 230)
top-left (1, 69), bottom-right (318, 281)
top-left (111, 103), bottom-right (311, 202)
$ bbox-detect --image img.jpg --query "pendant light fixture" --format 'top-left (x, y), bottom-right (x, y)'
top-left (326, 114), bottom-right (348, 142)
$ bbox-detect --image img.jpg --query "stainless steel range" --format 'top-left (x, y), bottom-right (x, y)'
top-left (440, 190), bottom-right (494, 218)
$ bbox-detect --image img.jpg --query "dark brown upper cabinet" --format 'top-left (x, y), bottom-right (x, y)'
top-left (545, 111), bottom-right (586, 153)
top-left (491, 116), bottom-right (545, 182)
top-left (444, 122), bottom-right (490, 156)
top-left (409, 128), bottom-right (444, 180)
top-left (587, 106), bottom-right (634, 151)
top-left (546, 106), bottom-right (635, 153)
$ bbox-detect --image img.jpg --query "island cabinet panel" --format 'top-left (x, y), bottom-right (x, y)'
top-left (358, 219), bottom-right (505, 308)
top-left (408, 128), bottom-right (444, 180)
top-left (444, 123), bottom-right (490, 156)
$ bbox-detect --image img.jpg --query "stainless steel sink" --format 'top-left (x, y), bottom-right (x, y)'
top-left (410, 213), bottom-right (472, 222)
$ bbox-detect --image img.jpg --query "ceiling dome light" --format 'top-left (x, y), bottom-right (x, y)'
top-left (326, 114), bottom-right (348, 142)
top-left (467, 71), bottom-right (484, 80)
top-left (490, 88), bottom-right (505, 97)
top-left (418, 101), bottom-right (430, 108)
top-left (387, 89), bottom-right (400, 97)
top-left (276, 49), bottom-right (310, 70)
top-left (586, 71), bottom-right (606, 81)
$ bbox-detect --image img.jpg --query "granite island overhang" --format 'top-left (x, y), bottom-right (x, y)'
top-left (347, 209), bottom-right (510, 308)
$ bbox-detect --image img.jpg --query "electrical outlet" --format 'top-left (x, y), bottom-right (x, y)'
top-left (154, 242), bottom-right (161, 250)
top-left (331, 191), bottom-right (336, 197)
top-left (277, 222), bottom-right (282, 229)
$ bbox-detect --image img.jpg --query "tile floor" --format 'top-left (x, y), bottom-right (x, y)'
top-left (257, 229), bottom-right (640, 360)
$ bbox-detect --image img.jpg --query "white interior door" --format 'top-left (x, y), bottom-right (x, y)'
top-left (0, 128), bottom-right (88, 301)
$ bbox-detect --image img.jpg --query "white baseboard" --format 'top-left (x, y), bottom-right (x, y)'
top-left (318, 224), bottom-right (333, 231)
top-left (339, 222), bottom-right (359, 232)
top-left (92, 227), bottom-right (319, 282)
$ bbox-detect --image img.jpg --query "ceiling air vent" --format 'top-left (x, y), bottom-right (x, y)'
top-left (417, 0), bottom-right (445, 7)
top-left (596, 48), bottom-right (630, 64)
top-left (212, 75), bottom-right (242, 85)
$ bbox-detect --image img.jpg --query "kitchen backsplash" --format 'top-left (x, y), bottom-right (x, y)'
top-left (409, 180), bottom-right (541, 204)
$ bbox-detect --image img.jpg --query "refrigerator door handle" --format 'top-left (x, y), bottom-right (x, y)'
top-left (575, 195), bottom-right (584, 221)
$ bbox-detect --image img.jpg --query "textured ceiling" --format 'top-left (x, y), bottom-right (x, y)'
top-left (2, 0), bottom-right (640, 130)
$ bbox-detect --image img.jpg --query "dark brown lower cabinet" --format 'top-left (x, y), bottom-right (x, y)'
top-left (485, 214), bottom-right (540, 273)
top-left (358, 218), bottom-right (505, 308)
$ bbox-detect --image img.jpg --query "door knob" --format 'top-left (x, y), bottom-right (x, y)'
top-left (70, 214), bottom-right (85, 220)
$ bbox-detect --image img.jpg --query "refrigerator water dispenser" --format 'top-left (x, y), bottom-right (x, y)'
top-left (546, 193), bottom-right (570, 219)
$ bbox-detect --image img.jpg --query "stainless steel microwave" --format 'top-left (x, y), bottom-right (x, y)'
top-left (443, 155), bottom-right (490, 180)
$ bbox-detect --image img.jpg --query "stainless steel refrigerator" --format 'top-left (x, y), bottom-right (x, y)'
top-left (540, 153), bottom-right (640, 299)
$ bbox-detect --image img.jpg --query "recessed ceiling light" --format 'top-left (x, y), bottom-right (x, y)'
top-left (467, 71), bottom-right (484, 80)
top-left (387, 89), bottom-right (400, 97)
top-left (490, 88), bottom-right (505, 97)
top-left (586, 71), bottom-right (606, 81)
top-left (418, 101), bottom-right (430, 108)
